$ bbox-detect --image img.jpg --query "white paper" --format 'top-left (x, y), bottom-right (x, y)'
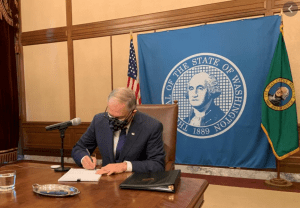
top-left (58, 168), bottom-right (101, 182)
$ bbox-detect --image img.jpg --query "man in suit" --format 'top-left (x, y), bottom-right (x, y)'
top-left (72, 88), bottom-right (165, 175)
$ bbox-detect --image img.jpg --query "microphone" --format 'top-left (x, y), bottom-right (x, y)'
top-left (45, 118), bottom-right (81, 131)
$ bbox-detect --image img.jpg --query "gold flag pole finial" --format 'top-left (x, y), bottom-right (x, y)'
top-left (280, 9), bottom-right (284, 36)
top-left (130, 30), bottom-right (133, 39)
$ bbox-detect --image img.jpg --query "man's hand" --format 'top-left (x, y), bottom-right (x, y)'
top-left (96, 162), bottom-right (127, 176)
top-left (81, 155), bottom-right (96, 170)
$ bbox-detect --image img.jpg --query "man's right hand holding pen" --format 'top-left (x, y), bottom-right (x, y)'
top-left (82, 155), bottom-right (97, 170)
top-left (82, 148), bottom-right (97, 170)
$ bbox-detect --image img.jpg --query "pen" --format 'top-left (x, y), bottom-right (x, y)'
top-left (93, 154), bottom-right (97, 170)
top-left (86, 148), bottom-right (96, 170)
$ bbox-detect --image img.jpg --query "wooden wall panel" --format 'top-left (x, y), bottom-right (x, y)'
top-left (66, 0), bottom-right (76, 120)
top-left (21, 122), bottom-right (300, 173)
top-left (22, 123), bottom-right (101, 157)
top-left (24, 130), bottom-right (72, 149)
top-left (71, 0), bottom-right (266, 41)
top-left (282, 14), bottom-right (300, 132)
top-left (22, 0), bottom-right (267, 45)
top-left (23, 42), bottom-right (70, 122)
top-left (21, 0), bottom-right (67, 32)
top-left (71, 0), bottom-right (230, 25)
top-left (73, 37), bottom-right (111, 122)
top-left (21, 27), bottom-right (67, 46)
top-left (112, 34), bottom-right (133, 89)
top-left (273, 0), bottom-right (300, 10)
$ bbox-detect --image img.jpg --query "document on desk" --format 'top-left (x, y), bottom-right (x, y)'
top-left (58, 168), bottom-right (101, 182)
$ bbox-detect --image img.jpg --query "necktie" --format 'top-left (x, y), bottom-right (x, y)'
top-left (116, 128), bottom-right (127, 162)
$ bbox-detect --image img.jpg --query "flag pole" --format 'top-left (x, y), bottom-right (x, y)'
top-left (265, 159), bottom-right (292, 187)
top-left (280, 9), bottom-right (284, 37)
top-left (276, 159), bottom-right (280, 179)
top-left (127, 30), bottom-right (141, 104)
top-left (264, 14), bottom-right (294, 187)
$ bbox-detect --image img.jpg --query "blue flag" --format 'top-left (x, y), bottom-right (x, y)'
top-left (138, 16), bottom-right (282, 168)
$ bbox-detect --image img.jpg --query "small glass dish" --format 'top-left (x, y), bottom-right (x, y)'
top-left (32, 184), bottom-right (80, 197)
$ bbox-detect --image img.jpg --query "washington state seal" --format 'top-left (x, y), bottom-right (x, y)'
top-left (263, 78), bottom-right (295, 111)
top-left (162, 53), bottom-right (247, 139)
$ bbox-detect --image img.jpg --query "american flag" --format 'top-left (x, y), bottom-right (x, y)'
top-left (127, 35), bottom-right (141, 104)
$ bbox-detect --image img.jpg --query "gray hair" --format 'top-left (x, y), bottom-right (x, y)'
top-left (279, 87), bottom-right (289, 100)
top-left (108, 87), bottom-right (137, 111)
top-left (186, 72), bottom-right (222, 99)
top-left (205, 74), bottom-right (222, 98)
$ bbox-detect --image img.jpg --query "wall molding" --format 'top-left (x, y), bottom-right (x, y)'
top-left (20, 0), bottom-right (300, 46)
top-left (22, 121), bottom-right (90, 157)
top-left (21, 27), bottom-right (67, 46)
top-left (21, 0), bottom-right (300, 46)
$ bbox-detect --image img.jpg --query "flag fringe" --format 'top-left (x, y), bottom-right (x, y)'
top-left (261, 123), bottom-right (300, 160)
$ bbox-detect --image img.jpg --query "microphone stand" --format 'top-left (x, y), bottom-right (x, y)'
top-left (54, 126), bottom-right (70, 172)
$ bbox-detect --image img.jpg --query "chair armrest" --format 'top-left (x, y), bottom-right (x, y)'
top-left (165, 161), bottom-right (175, 171)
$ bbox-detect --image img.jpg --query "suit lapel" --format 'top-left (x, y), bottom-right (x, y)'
top-left (118, 112), bottom-right (143, 161)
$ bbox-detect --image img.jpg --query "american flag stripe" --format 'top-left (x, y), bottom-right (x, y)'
top-left (127, 35), bottom-right (141, 104)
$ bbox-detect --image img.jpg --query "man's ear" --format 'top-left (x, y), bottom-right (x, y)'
top-left (129, 110), bottom-right (137, 122)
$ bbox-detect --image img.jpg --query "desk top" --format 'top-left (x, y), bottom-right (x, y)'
top-left (0, 161), bottom-right (208, 208)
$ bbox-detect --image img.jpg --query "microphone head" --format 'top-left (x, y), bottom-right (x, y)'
top-left (71, 118), bottom-right (81, 126)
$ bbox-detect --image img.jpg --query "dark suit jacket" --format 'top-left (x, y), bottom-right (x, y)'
top-left (71, 111), bottom-right (165, 173)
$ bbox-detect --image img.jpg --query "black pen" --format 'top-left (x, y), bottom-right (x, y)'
top-left (86, 148), bottom-right (96, 170)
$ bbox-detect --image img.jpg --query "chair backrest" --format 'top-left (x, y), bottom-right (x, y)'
top-left (136, 101), bottom-right (178, 171)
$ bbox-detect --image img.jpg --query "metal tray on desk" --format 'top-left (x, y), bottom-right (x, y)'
top-left (32, 184), bottom-right (80, 197)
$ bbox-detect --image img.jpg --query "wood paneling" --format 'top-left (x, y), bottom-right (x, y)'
top-left (66, 0), bottom-right (76, 119)
top-left (18, 0), bottom-right (26, 123)
top-left (23, 123), bottom-right (73, 149)
top-left (274, 0), bottom-right (300, 8)
top-left (21, 121), bottom-right (300, 173)
top-left (23, 42), bottom-right (70, 121)
top-left (73, 37), bottom-right (111, 122)
top-left (71, 1), bottom-right (266, 40)
top-left (21, 0), bottom-right (67, 32)
top-left (22, 122), bottom-right (101, 157)
top-left (21, 1), bottom-right (300, 46)
top-left (21, 27), bottom-right (67, 46)
top-left (272, 0), bottom-right (300, 13)
top-left (21, 0), bottom-right (269, 45)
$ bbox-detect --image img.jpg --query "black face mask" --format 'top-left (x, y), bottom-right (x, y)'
top-left (108, 117), bottom-right (128, 131)
top-left (105, 110), bottom-right (134, 131)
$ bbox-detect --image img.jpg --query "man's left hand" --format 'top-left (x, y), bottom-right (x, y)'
top-left (96, 162), bottom-right (127, 176)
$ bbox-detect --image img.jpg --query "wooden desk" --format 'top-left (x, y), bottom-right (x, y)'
top-left (0, 161), bottom-right (208, 208)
